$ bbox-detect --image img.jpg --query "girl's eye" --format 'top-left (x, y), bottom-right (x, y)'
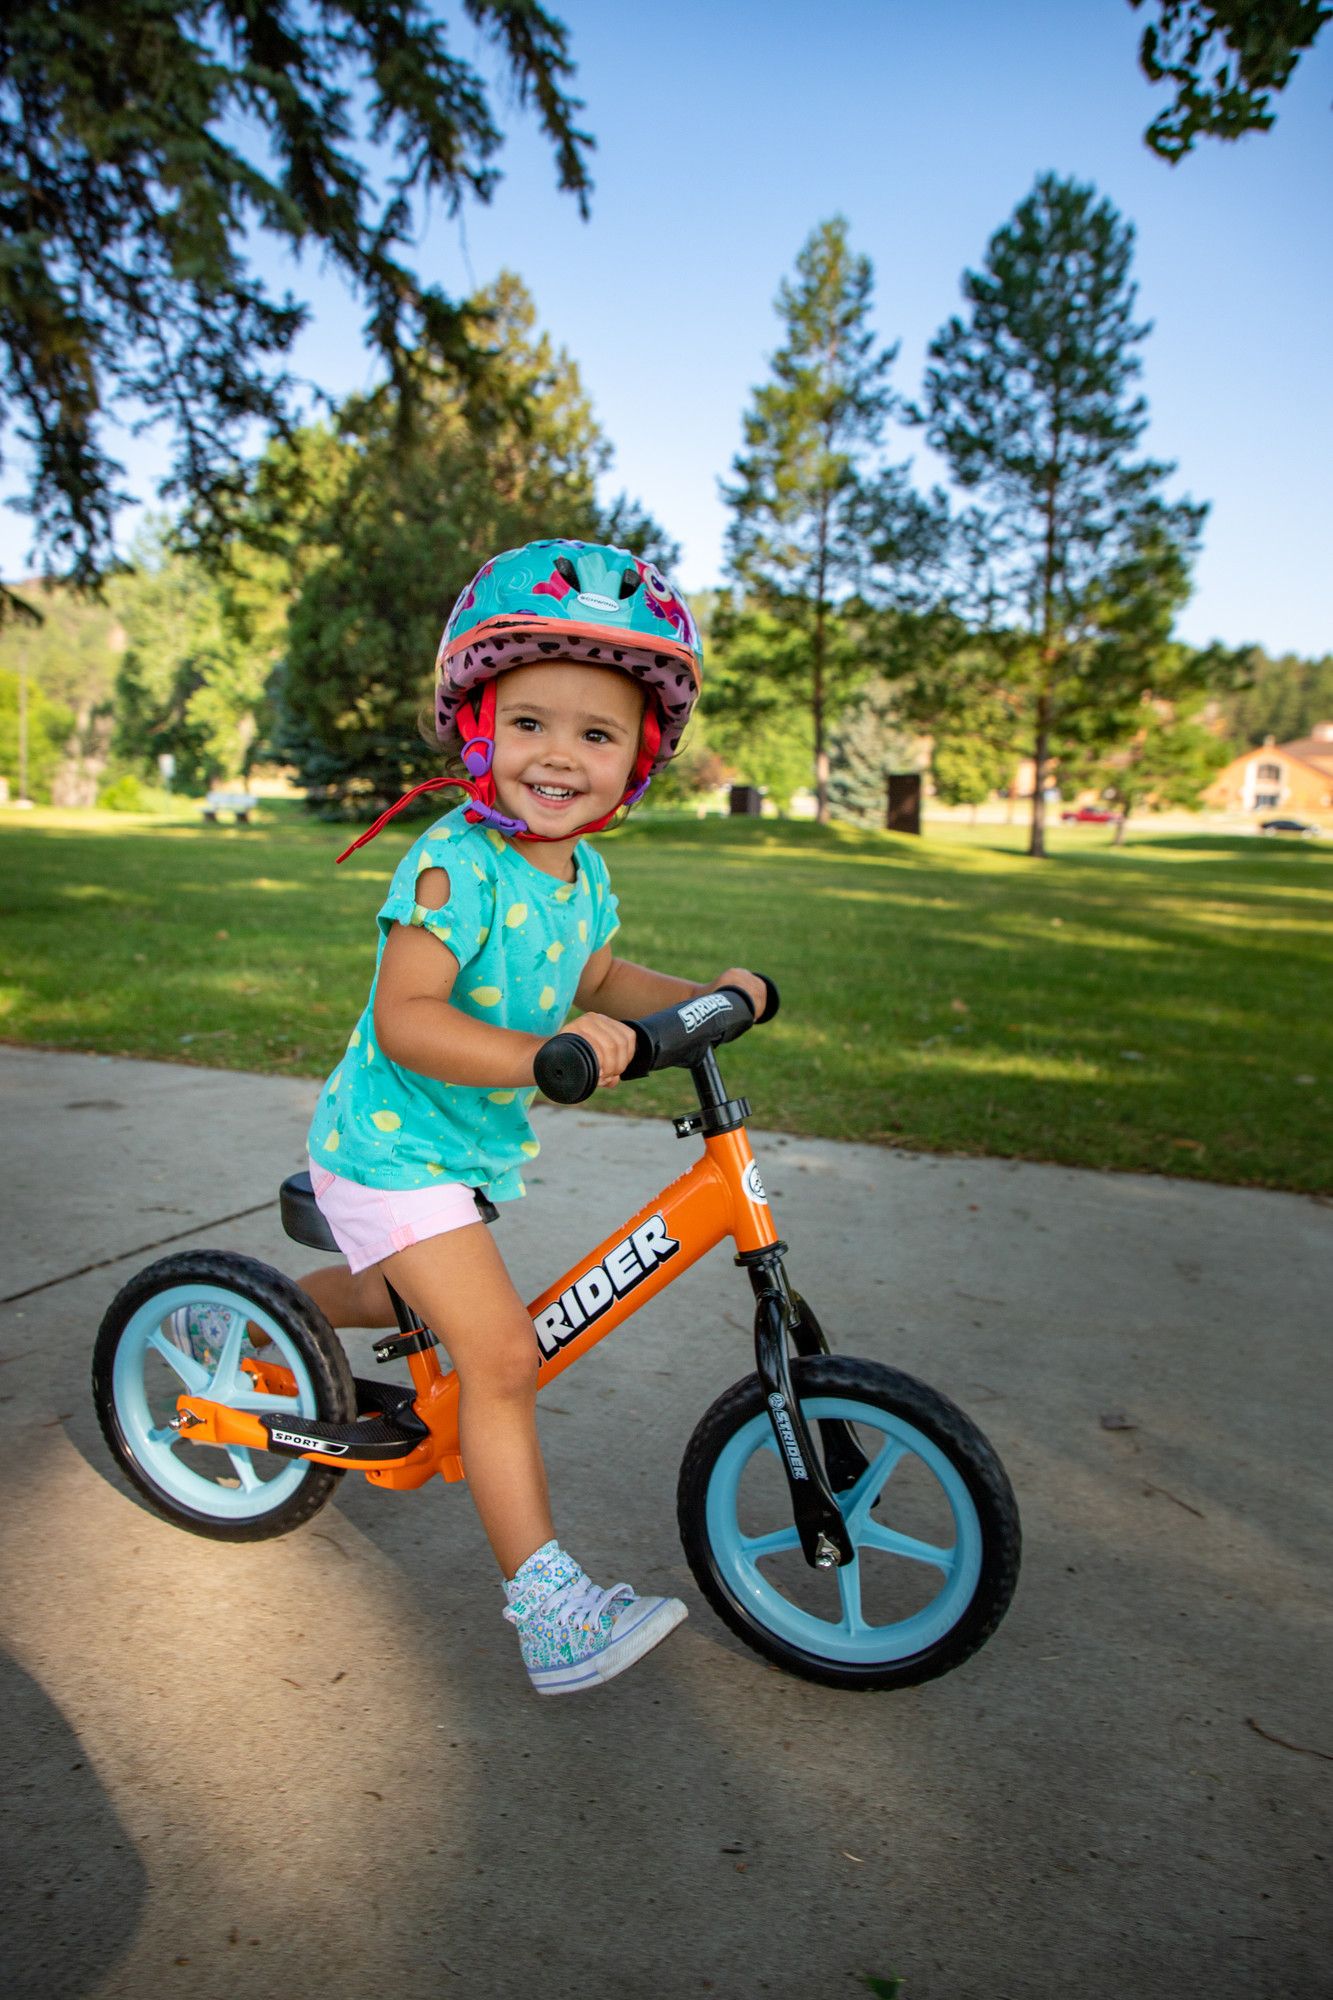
top-left (585, 728), bottom-right (610, 744)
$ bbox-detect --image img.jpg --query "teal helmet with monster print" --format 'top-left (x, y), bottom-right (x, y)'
top-left (335, 539), bottom-right (703, 862)
top-left (435, 539), bottom-right (703, 779)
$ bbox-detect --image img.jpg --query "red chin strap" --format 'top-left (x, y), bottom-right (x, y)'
top-left (334, 682), bottom-right (662, 864)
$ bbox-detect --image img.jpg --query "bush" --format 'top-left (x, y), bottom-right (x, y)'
top-left (98, 773), bottom-right (147, 812)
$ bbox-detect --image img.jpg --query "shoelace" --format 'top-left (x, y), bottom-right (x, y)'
top-left (546, 1576), bottom-right (635, 1632)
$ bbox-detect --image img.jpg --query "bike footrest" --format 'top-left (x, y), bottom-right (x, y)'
top-left (260, 1380), bottom-right (429, 1463)
top-left (373, 1327), bottom-right (439, 1363)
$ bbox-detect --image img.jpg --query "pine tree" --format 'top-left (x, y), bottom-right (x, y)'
top-left (722, 218), bottom-right (943, 823)
top-left (827, 679), bottom-right (922, 828)
top-left (919, 173), bottom-right (1207, 857)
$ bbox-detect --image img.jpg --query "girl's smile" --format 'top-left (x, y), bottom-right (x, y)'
top-left (491, 662), bottom-right (646, 850)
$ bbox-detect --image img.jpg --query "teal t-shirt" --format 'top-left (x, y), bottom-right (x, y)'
top-left (308, 807), bottom-right (620, 1198)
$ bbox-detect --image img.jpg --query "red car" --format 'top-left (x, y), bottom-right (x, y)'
top-left (1061, 805), bottom-right (1119, 823)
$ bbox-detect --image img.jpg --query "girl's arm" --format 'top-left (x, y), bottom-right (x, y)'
top-left (575, 948), bottom-right (767, 1022)
top-left (373, 870), bottom-right (546, 1088)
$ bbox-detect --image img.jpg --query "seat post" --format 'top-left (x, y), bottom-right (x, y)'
top-left (385, 1280), bottom-right (427, 1336)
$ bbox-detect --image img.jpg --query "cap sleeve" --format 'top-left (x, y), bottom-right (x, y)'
top-left (377, 833), bottom-right (495, 971)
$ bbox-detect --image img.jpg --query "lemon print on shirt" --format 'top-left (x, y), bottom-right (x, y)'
top-left (505, 902), bottom-right (528, 929)
top-left (546, 940), bottom-right (564, 962)
top-left (371, 1110), bottom-right (401, 1132)
top-left (323, 1130), bottom-right (341, 1152)
top-left (539, 985), bottom-right (557, 1009)
top-left (470, 985), bottom-right (502, 1007)
top-left (488, 1089), bottom-right (516, 1104)
top-left (555, 884), bottom-right (574, 903)
top-left (577, 919), bottom-right (588, 943)
top-left (521, 1140), bottom-right (540, 1158)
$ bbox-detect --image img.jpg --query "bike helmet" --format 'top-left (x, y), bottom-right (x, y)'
top-left (337, 539), bottom-right (702, 860)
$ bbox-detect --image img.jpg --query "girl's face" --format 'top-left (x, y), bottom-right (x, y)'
top-left (490, 662), bottom-right (646, 838)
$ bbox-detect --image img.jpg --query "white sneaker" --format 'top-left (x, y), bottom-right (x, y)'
top-left (503, 1544), bottom-right (687, 1695)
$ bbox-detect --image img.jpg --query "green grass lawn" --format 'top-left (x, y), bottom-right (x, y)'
top-left (1, 803), bottom-right (1328, 1192)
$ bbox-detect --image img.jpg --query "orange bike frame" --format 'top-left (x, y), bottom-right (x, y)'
top-left (176, 1124), bottom-right (778, 1490)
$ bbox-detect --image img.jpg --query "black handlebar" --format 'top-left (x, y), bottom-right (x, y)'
top-left (533, 974), bottom-right (780, 1105)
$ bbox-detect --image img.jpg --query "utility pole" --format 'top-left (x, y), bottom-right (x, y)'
top-left (16, 662), bottom-right (33, 806)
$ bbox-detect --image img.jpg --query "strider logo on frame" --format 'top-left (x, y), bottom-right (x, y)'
top-left (678, 992), bottom-right (733, 1034)
top-left (532, 1215), bottom-right (680, 1358)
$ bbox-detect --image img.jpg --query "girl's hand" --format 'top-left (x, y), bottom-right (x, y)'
top-left (708, 968), bottom-right (768, 1020)
top-left (568, 1011), bottom-right (638, 1088)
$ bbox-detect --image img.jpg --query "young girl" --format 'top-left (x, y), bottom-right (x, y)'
top-left (299, 538), bottom-right (765, 1695)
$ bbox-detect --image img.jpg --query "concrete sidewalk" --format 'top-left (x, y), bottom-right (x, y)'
top-left (1, 1044), bottom-right (1329, 2000)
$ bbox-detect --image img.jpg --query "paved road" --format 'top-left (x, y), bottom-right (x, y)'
top-left (1, 1045), bottom-right (1329, 2000)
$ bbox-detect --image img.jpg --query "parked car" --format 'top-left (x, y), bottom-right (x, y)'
top-left (1259, 818), bottom-right (1321, 838)
top-left (1060, 806), bottom-right (1119, 823)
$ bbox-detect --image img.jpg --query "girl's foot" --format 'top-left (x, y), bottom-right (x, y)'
top-left (503, 1543), bottom-right (687, 1695)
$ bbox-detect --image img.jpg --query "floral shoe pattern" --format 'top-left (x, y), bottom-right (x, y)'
top-left (503, 1540), bottom-right (687, 1695)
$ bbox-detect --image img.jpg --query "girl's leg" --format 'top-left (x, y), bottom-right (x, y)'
top-left (296, 1262), bottom-right (396, 1330)
top-left (381, 1225), bottom-right (554, 1580)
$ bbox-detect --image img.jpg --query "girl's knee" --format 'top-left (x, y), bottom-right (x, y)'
top-left (458, 1320), bottom-right (539, 1400)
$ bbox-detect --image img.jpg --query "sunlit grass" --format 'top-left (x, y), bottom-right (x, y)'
top-left (1, 802), bottom-right (1329, 1191)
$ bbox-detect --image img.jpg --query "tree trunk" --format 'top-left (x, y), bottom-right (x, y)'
top-left (813, 592), bottom-right (828, 824)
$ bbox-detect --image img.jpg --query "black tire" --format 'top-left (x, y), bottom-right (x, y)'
top-left (677, 1354), bottom-right (1020, 1690)
top-left (92, 1249), bottom-right (356, 1543)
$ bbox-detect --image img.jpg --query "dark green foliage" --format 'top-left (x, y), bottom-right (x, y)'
top-left (272, 275), bottom-right (677, 811)
top-left (1131, 0), bottom-right (1330, 160)
top-left (722, 219), bottom-right (946, 820)
top-left (1213, 648), bottom-right (1333, 747)
top-left (918, 173), bottom-right (1208, 856)
top-left (0, 1), bottom-right (592, 605)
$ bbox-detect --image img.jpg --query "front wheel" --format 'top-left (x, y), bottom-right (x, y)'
top-left (93, 1249), bottom-right (356, 1542)
top-left (678, 1355), bottom-right (1020, 1690)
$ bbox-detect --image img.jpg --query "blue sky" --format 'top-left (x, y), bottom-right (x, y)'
top-left (3, 0), bottom-right (1329, 654)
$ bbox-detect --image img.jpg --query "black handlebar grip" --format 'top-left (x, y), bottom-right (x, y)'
top-left (758, 974), bottom-right (780, 1022)
top-left (533, 1032), bottom-right (600, 1104)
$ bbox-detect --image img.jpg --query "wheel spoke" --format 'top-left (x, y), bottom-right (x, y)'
top-left (842, 1435), bottom-right (908, 1532)
top-left (858, 1516), bottom-right (955, 1572)
top-left (208, 1314), bottom-right (250, 1397)
top-left (836, 1557), bottom-right (867, 1634)
top-left (146, 1330), bottom-right (209, 1394)
top-left (738, 1525), bottom-right (802, 1559)
top-left (226, 1449), bottom-right (262, 1493)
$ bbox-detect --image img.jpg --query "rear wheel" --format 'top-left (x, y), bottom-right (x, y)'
top-left (92, 1250), bottom-right (356, 1542)
top-left (678, 1355), bottom-right (1020, 1689)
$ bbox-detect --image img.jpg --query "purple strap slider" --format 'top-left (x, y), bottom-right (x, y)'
top-left (463, 800), bottom-right (529, 836)
top-left (625, 775), bottom-right (652, 806)
top-left (460, 734), bottom-right (494, 777)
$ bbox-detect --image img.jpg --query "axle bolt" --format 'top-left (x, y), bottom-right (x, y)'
top-left (813, 1533), bottom-right (842, 1569)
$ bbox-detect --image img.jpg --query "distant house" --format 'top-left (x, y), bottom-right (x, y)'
top-left (1203, 723), bottom-right (1333, 823)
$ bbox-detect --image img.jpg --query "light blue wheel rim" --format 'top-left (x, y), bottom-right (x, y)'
top-left (112, 1282), bottom-right (319, 1522)
top-left (704, 1395), bottom-right (984, 1665)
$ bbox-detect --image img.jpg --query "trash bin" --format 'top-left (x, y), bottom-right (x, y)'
top-left (729, 785), bottom-right (764, 816)
top-left (886, 773), bottom-right (921, 835)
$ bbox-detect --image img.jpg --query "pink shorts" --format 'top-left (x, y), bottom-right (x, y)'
top-left (308, 1157), bottom-right (486, 1274)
